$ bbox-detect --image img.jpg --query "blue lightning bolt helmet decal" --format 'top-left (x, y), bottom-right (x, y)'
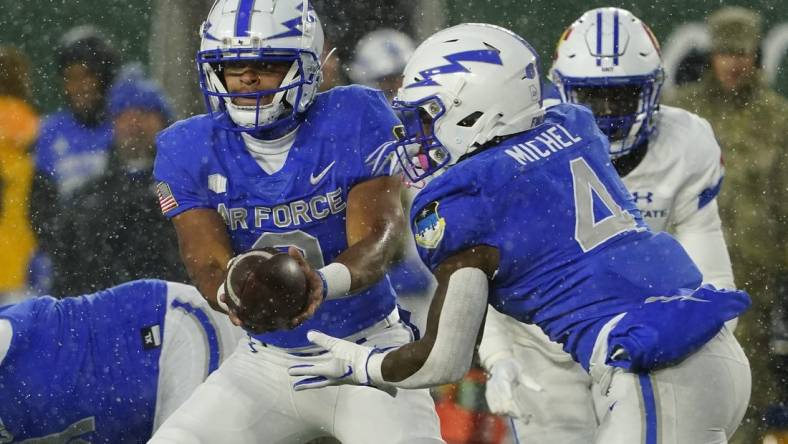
top-left (268, 1), bottom-right (315, 40)
top-left (406, 49), bottom-right (503, 89)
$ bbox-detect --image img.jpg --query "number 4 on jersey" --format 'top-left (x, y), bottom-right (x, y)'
top-left (570, 157), bottom-right (638, 252)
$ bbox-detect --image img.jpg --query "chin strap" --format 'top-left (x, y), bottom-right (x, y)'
top-left (319, 47), bottom-right (337, 78)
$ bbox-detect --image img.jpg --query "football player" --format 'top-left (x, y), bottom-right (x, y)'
top-left (349, 28), bottom-right (416, 101)
top-left (288, 23), bottom-right (752, 444)
top-left (0, 279), bottom-right (243, 442)
top-left (149, 1), bottom-right (442, 443)
top-left (478, 8), bottom-right (742, 443)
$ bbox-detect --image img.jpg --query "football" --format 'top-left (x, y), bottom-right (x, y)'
top-left (225, 247), bottom-right (309, 332)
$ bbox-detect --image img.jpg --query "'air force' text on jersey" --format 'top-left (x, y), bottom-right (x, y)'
top-left (154, 86), bottom-right (400, 348)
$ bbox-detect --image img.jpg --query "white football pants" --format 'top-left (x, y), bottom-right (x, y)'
top-left (507, 318), bottom-right (750, 444)
top-left (154, 282), bottom-right (246, 430)
top-left (149, 309), bottom-right (444, 444)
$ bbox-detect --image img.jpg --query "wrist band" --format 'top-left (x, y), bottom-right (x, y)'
top-left (317, 262), bottom-right (352, 300)
top-left (366, 346), bottom-right (395, 386)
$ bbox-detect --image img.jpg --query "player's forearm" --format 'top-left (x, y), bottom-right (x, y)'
top-left (335, 219), bottom-right (405, 293)
top-left (368, 267), bottom-right (489, 389)
top-left (172, 210), bottom-right (234, 310)
top-left (337, 175), bottom-right (408, 295)
top-left (187, 257), bottom-right (228, 309)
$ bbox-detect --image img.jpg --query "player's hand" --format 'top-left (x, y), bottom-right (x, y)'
top-left (485, 358), bottom-right (543, 418)
top-left (288, 330), bottom-right (397, 397)
top-left (287, 246), bottom-right (324, 329)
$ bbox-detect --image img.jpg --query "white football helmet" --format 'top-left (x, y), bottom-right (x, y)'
top-left (349, 29), bottom-right (415, 86)
top-left (550, 7), bottom-right (664, 157)
top-left (392, 23), bottom-right (544, 183)
top-left (197, 0), bottom-right (324, 135)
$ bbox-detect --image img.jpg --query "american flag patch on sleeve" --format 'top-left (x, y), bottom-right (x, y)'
top-left (156, 182), bottom-right (178, 214)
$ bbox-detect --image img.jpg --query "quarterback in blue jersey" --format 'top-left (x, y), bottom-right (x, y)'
top-left (0, 279), bottom-right (242, 443)
top-left (289, 23), bottom-right (752, 443)
top-left (149, 1), bottom-right (442, 443)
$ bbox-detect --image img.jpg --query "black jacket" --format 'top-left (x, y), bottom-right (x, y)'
top-left (52, 153), bottom-right (187, 295)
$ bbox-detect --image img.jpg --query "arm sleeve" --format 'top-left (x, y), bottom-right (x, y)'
top-left (673, 199), bottom-right (735, 289)
top-left (670, 117), bottom-right (724, 224)
top-left (668, 116), bottom-right (734, 289)
top-left (369, 267), bottom-right (489, 389)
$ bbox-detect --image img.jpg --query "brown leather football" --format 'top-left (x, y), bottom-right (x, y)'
top-left (225, 247), bottom-right (308, 333)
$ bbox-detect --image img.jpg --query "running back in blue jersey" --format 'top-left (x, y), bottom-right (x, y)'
top-left (154, 86), bottom-right (401, 348)
top-left (0, 280), bottom-right (167, 443)
top-left (411, 103), bottom-right (747, 369)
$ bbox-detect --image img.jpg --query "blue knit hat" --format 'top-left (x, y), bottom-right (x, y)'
top-left (108, 65), bottom-right (173, 123)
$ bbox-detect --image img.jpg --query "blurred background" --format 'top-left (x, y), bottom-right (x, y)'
top-left (2, 0), bottom-right (786, 118)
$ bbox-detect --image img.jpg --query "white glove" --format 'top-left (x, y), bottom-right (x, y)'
top-left (288, 330), bottom-right (397, 397)
top-left (485, 357), bottom-right (543, 418)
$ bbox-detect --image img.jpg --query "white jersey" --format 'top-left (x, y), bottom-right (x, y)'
top-left (480, 105), bottom-right (735, 364)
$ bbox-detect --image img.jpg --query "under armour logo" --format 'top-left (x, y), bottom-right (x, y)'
top-left (632, 191), bottom-right (654, 204)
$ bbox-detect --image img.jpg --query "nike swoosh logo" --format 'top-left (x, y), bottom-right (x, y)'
top-left (340, 365), bottom-right (353, 379)
top-left (310, 161), bottom-right (336, 186)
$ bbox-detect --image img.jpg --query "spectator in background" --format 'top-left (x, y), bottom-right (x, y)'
top-left (0, 46), bottom-right (38, 303)
top-left (668, 7), bottom-right (788, 442)
top-left (349, 29), bottom-right (415, 100)
top-left (52, 67), bottom-right (186, 295)
top-left (29, 26), bottom-right (118, 293)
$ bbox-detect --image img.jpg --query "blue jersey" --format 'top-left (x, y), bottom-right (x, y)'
top-left (35, 110), bottom-right (113, 197)
top-left (411, 104), bottom-right (710, 369)
top-left (154, 86), bottom-right (401, 347)
top-left (0, 280), bottom-right (167, 443)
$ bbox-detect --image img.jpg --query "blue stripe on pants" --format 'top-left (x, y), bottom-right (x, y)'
top-left (171, 299), bottom-right (221, 373)
top-left (639, 373), bottom-right (658, 444)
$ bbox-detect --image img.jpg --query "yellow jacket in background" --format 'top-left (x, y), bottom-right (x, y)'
top-left (0, 96), bottom-right (38, 292)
